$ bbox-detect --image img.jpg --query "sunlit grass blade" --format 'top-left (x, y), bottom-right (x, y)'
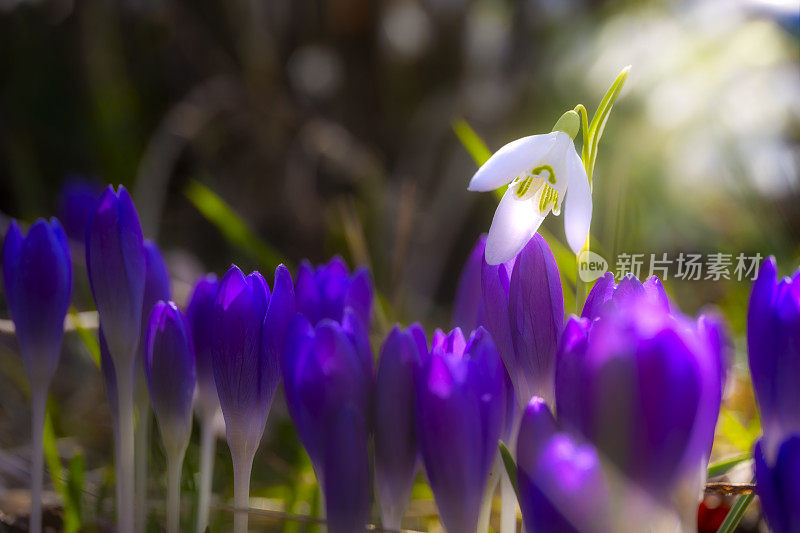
top-left (717, 491), bottom-right (755, 533)
top-left (64, 451), bottom-right (85, 533)
top-left (68, 308), bottom-right (100, 368)
top-left (452, 118), bottom-right (508, 201)
top-left (498, 441), bottom-right (519, 501)
top-left (185, 180), bottom-right (289, 271)
top-left (587, 66), bottom-right (630, 176)
top-left (707, 452), bottom-right (751, 479)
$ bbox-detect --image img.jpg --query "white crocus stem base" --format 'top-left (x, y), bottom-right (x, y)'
top-left (166, 450), bottom-right (186, 533)
top-left (196, 414), bottom-right (217, 533)
top-left (232, 452), bottom-right (255, 533)
top-left (134, 390), bottom-right (150, 533)
top-left (477, 452), bottom-right (503, 532)
top-left (116, 366), bottom-right (136, 533)
top-left (29, 386), bottom-right (47, 533)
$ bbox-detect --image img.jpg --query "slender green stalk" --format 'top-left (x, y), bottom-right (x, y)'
top-left (196, 416), bottom-right (216, 533)
top-left (134, 388), bottom-right (150, 533)
top-left (232, 453), bottom-right (254, 533)
top-left (116, 367), bottom-right (136, 533)
top-left (166, 451), bottom-right (185, 533)
top-left (717, 491), bottom-right (755, 533)
top-left (29, 387), bottom-right (47, 533)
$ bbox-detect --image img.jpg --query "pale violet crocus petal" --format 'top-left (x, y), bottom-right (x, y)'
top-left (563, 146), bottom-right (592, 254)
top-left (485, 187), bottom-right (546, 266)
top-left (468, 133), bottom-right (559, 192)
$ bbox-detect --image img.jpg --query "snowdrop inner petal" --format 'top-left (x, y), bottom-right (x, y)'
top-left (485, 187), bottom-right (546, 265)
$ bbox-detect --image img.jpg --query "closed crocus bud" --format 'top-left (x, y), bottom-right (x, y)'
top-left (452, 234), bottom-right (487, 332)
top-left (86, 185), bottom-right (146, 369)
top-left (517, 398), bottom-right (610, 533)
top-left (144, 301), bottom-right (195, 457)
top-left (2, 219), bottom-right (72, 387)
top-left (581, 272), bottom-right (670, 321)
top-left (416, 327), bottom-right (505, 533)
top-left (482, 233), bottom-right (563, 406)
top-left (140, 241), bottom-right (171, 347)
top-left (555, 297), bottom-right (722, 507)
top-left (186, 274), bottom-right (220, 419)
top-left (283, 315), bottom-right (372, 533)
top-left (754, 435), bottom-right (800, 533)
top-left (748, 257), bottom-right (800, 458)
top-left (375, 324), bottom-right (428, 529)
top-left (295, 256), bottom-right (373, 328)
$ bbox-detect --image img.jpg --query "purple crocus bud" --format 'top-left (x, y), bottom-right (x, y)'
top-left (144, 301), bottom-right (196, 456)
top-left (139, 240), bottom-right (171, 348)
top-left (754, 435), bottom-right (800, 533)
top-left (747, 257), bottom-right (800, 458)
top-left (56, 177), bottom-right (104, 241)
top-left (416, 327), bottom-right (505, 533)
top-left (210, 265), bottom-right (272, 459)
top-left (186, 274), bottom-right (220, 420)
top-left (516, 398), bottom-right (610, 533)
top-left (482, 233), bottom-right (563, 406)
top-left (581, 272), bottom-right (670, 321)
top-left (98, 328), bottom-right (118, 427)
top-left (555, 297), bottom-right (722, 503)
top-left (375, 324), bottom-right (428, 529)
top-left (2, 219), bottom-right (72, 387)
top-left (86, 185), bottom-right (146, 368)
top-left (283, 315), bottom-right (372, 533)
top-left (452, 234), bottom-right (487, 331)
top-left (295, 256), bottom-right (373, 328)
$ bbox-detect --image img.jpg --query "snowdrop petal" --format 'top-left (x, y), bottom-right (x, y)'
top-left (564, 147), bottom-right (592, 254)
top-left (485, 188), bottom-right (545, 266)
top-left (468, 133), bottom-right (558, 192)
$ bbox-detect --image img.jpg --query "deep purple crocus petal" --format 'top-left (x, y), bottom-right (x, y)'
top-left (375, 325), bottom-right (425, 527)
top-left (695, 312), bottom-right (729, 460)
top-left (453, 235), bottom-right (487, 332)
top-left (342, 307), bottom-right (374, 382)
top-left (642, 276), bottom-right (670, 310)
top-left (295, 261), bottom-right (321, 325)
top-left (56, 177), bottom-right (104, 241)
top-left (481, 255), bottom-right (516, 393)
top-left (554, 317), bottom-right (591, 432)
top-left (344, 266), bottom-right (373, 328)
top-left (754, 435), bottom-right (800, 533)
top-left (508, 234), bottom-right (564, 404)
top-left (140, 240), bottom-right (171, 351)
top-left (516, 397), bottom-right (557, 474)
top-left (99, 327), bottom-right (119, 426)
top-left (317, 257), bottom-right (349, 322)
top-left (211, 265), bottom-right (268, 455)
top-left (186, 274), bottom-right (220, 417)
top-left (518, 434), bottom-right (610, 533)
top-left (86, 185), bottom-right (146, 367)
top-left (246, 271), bottom-right (270, 316)
top-left (581, 272), bottom-right (615, 320)
top-left (2, 219), bottom-right (72, 386)
top-left (144, 301), bottom-right (196, 454)
top-left (261, 264), bottom-right (295, 411)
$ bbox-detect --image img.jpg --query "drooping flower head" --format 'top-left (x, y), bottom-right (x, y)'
top-left (186, 274), bottom-right (220, 420)
top-left (2, 218), bottom-right (72, 387)
top-left (374, 324), bottom-right (428, 529)
top-left (468, 127), bottom-right (592, 264)
top-left (555, 296), bottom-right (725, 504)
top-left (283, 315), bottom-right (372, 533)
top-left (516, 397), bottom-right (610, 533)
top-left (747, 257), bottom-right (800, 459)
top-left (581, 272), bottom-right (670, 321)
top-left (754, 434), bottom-right (800, 533)
top-left (211, 264), bottom-right (294, 460)
top-left (144, 301), bottom-right (196, 456)
top-left (295, 256), bottom-right (372, 328)
top-left (85, 185), bottom-right (146, 368)
top-left (482, 233), bottom-right (564, 406)
top-left (415, 327), bottom-right (505, 533)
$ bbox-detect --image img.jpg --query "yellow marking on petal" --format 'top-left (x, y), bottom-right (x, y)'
top-left (538, 184), bottom-right (559, 214)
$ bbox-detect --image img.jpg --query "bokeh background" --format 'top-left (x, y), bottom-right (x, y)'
top-left (0, 0), bottom-right (798, 530)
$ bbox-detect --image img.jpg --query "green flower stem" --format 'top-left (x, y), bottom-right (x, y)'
top-left (717, 489), bottom-right (755, 533)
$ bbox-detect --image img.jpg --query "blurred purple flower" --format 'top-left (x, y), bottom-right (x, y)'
top-left (482, 233), bottom-right (563, 405)
top-left (452, 234), bottom-right (487, 332)
top-left (140, 240), bottom-right (171, 348)
top-left (295, 256), bottom-right (372, 328)
top-left (283, 315), bottom-right (372, 533)
top-left (2, 218), bottom-right (72, 387)
top-left (415, 327), bottom-right (505, 533)
top-left (85, 185), bottom-right (146, 368)
top-left (144, 301), bottom-right (196, 455)
top-left (516, 398), bottom-right (610, 533)
top-left (56, 177), bottom-right (104, 241)
top-left (186, 274), bottom-right (220, 419)
top-left (374, 324), bottom-right (427, 529)
top-left (747, 257), bottom-right (800, 457)
top-left (754, 434), bottom-right (800, 533)
top-left (581, 272), bottom-right (670, 321)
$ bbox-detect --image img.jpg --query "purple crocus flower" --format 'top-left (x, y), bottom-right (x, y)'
top-left (295, 256), bottom-right (372, 328)
top-left (555, 296), bottom-right (724, 505)
top-left (374, 324), bottom-right (428, 529)
top-left (2, 219), bottom-right (72, 387)
top-left (144, 301), bottom-right (196, 456)
top-left (747, 257), bottom-right (800, 458)
top-left (415, 327), bottom-right (505, 533)
top-left (186, 274), bottom-right (221, 420)
top-left (452, 234), bottom-right (487, 332)
top-left (211, 263), bottom-right (294, 533)
top-left (516, 398), bottom-right (610, 533)
top-left (482, 233), bottom-right (563, 406)
top-left (283, 315), bottom-right (372, 533)
top-left (581, 272), bottom-right (670, 321)
top-left (754, 434), bottom-right (800, 533)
